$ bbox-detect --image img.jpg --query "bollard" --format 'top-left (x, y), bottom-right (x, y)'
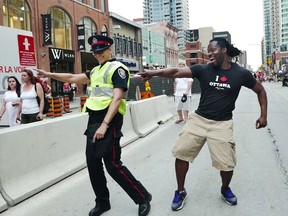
top-left (46, 96), bottom-right (54, 117)
top-left (80, 96), bottom-right (87, 112)
top-left (63, 95), bottom-right (71, 113)
top-left (53, 96), bottom-right (62, 117)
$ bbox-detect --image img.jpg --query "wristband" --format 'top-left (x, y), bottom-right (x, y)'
top-left (102, 120), bottom-right (109, 126)
top-left (102, 121), bottom-right (109, 127)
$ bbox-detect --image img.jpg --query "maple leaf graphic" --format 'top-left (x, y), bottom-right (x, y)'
top-left (220, 76), bottom-right (227, 82)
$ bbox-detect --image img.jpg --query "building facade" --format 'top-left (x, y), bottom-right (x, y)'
top-left (1, 0), bottom-right (110, 96)
top-left (143, 0), bottom-right (189, 49)
top-left (141, 28), bottom-right (166, 69)
top-left (185, 41), bottom-right (209, 66)
top-left (262, 0), bottom-right (288, 72)
top-left (188, 27), bottom-right (214, 51)
top-left (238, 50), bottom-right (248, 68)
top-left (109, 12), bottom-right (143, 74)
top-left (213, 31), bottom-right (231, 44)
top-left (145, 22), bottom-right (178, 67)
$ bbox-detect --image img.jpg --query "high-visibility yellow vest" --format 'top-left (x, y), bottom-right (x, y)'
top-left (83, 61), bottom-right (130, 115)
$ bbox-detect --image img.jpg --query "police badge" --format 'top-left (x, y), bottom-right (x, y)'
top-left (118, 68), bottom-right (126, 79)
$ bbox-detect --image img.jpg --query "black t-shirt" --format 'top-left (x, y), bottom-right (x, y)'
top-left (85, 59), bottom-right (129, 126)
top-left (190, 63), bottom-right (256, 121)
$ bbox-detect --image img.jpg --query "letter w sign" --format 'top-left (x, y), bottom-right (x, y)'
top-left (50, 48), bottom-right (63, 60)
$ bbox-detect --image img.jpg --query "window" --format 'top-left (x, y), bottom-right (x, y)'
top-left (100, 0), bottom-right (106, 12)
top-left (3, 0), bottom-right (31, 30)
top-left (49, 7), bottom-right (72, 49)
top-left (89, 0), bottom-right (95, 8)
top-left (101, 25), bottom-right (107, 36)
top-left (190, 53), bottom-right (197, 58)
top-left (79, 17), bottom-right (97, 52)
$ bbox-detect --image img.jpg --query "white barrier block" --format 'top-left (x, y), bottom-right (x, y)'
top-left (120, 104), bottom-right (139, 147)
top-left (154, 95), bottom-right (173, 123)
top-left (0, 195), bottom-right (8, 213)
top-left (0, 113), bottom-right (88, 206)
top-left (129, 97), bottom-right (160, 137)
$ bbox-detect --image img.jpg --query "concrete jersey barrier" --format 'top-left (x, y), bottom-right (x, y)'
top-left (0, 113), bottom-right (88, 206)
top-left (129, 97), bottom-right (159, 137)
top-left (129, 95), bottom-right (173, 137)
top-left (120, 103), bottom-right (139, 147)
top-left (153, 95), bottom-right (173, 123)
top-left (0, 195), bottom-right (7, 213)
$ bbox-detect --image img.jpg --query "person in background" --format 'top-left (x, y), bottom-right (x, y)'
top-left (35, 34), bottom-right (152, 216)
top-left (174, 62), bottom-right (193, 124)
top-left (18, 69), bottom-right (45, 124)
top-left (139, 37), bottom-right (267, 211)
top-left (63, 82), bottom-right (71, 93)
top-left (0, 76), bottom-right (21, 127)
top-left (258, 72), bottom-right (265, 83)
top-left (71, 82), bottom-right (77, 101)
top-left (42, 80), bottom-right (52, 97)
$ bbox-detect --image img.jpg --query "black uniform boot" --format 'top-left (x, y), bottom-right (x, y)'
top-left (89, 202), bottom-right (111, 216)
top-left (138, 193), bottom-right (152, 216)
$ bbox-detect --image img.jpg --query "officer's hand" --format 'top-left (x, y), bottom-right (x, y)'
top-left (34, 69), bottom-right (48, 78)
top-left (93, 124), bottom-right (107, 142)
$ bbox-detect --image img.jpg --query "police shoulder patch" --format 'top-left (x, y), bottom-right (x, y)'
top-left (118, 68), bottom-right (126, 79)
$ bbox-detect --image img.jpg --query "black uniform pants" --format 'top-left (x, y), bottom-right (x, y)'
top-left (86, 130), bottom-right (149, 206)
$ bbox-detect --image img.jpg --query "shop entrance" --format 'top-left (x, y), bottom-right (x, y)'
top-left (50, 61), bottom-right (74, 97)
top-left (49, 48), bottom-right (75, 97)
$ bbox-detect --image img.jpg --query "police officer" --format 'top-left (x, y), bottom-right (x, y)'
top-left (35, 34), bottom-right (152, 216)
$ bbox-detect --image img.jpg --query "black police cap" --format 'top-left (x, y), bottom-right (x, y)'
top-left (88, 35), bottom-right (114, 52)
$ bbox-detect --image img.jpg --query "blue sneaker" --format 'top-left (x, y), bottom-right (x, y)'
top-left (171, 190), bottom-right (187, 211)
top-left (221, 187), bottom-right (237, 205)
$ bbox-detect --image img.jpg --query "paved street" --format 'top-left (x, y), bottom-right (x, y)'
top-left (1, 81), bottom-right (288, 216)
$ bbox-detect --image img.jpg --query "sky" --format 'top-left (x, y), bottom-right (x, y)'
top-left (109, 0), bottom-right (264, 71)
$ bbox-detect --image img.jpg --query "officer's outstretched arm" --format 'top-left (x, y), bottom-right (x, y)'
top-left (34, 69), bottom-right (89, 84)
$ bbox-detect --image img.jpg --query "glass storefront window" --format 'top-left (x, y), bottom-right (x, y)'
top-left (2, 0), bottom-right (31, 30)
top-left (79, 17), bottom-right (97, 52)
top-left (49, 7), bottom-right (72, 50)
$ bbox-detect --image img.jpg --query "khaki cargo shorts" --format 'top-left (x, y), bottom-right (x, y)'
top-left (172, 113), bottom-right (236, 171)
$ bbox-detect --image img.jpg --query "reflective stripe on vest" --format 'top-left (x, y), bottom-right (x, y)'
top-left (83, 61), bottom-right (130, 115)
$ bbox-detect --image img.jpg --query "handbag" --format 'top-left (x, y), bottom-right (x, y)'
top-left (35, 85), bottom-right (50, 114)
top-left (84, 122), bottom-right (114, 158)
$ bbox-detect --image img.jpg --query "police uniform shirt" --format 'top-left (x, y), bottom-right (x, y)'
top-left (84, 59), bottom-right (129, 125)
top-left (85, 59), bottom-right (129, 92)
